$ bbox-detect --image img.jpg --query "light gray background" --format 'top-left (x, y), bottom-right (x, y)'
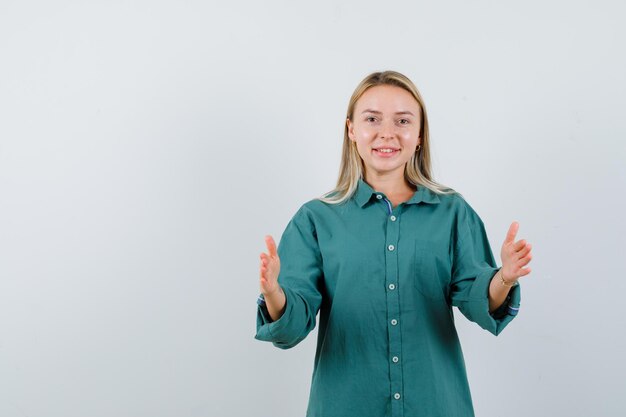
top-left (1, 1), bottom-right (625, 416)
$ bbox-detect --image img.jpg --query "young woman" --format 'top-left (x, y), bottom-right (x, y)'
top-left (255, 70), bottom-right (532, 417)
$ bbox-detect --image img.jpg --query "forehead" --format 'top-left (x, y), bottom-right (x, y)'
top-left (355, 85), bottom-right (420, 113)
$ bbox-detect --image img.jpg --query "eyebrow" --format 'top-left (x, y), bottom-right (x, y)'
top-left (361, 109), bottom-right (415, 116)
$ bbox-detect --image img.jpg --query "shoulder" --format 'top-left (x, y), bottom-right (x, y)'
top-left (285, 198), bottom-right (326, 224)
top-left (437, 190), bottom-right (485, 226)
top-left (300, 194), bottom-right (348, 214)
top-left (435, 190), bottom-right (469, 212)
top-left (287, 195), bottom-right (350, 230)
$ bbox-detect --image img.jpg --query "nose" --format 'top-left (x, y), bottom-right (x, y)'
top-left (379, 119), bottom-right (396, 139)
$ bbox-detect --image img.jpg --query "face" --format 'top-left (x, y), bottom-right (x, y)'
top-left (347, 85), bottom-right (421, 180)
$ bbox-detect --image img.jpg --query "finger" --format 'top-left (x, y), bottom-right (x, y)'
top-left (265, 235), bottom-right (278, 258)
top-left (515, 255), bottom-right (532, 269)
top-left (517, 243), bottom-right (532, 258)
top-left (518, 266), bottom-right (531, 277)
top-left (260, 270), bottom-right (272, 283)
top-left (510, 239), bottom-right (527, 253)
top-left (517, 253), bottom-right (532, 267)
top-left (504, 221), bottom-right (519, 244)
top-left (510, 240), bottom-right (529, 255)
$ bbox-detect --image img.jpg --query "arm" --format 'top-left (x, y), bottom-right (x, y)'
top-left (254, 206), bottom-right (324, 349)
top-left (450, 201), bottom-right (523, 336)
top-left (488, 271), bottom-right (514, 313)
top-left (264, 282), bottom-right (287, 321)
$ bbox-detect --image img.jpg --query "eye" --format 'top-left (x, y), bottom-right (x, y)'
top-left (366, 116), bottom-right (377, 123)
top-left (399, 119), bottom-right (410, 125)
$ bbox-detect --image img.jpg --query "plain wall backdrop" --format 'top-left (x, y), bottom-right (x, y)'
top-left (1, 1), bottom-right (625, 416)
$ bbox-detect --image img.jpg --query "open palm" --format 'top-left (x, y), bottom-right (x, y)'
top-left (259, 235), bottom-right (281, 296)
top-left (500, 221), bottom-right (532, 283)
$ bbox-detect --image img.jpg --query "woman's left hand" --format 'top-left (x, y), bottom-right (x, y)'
top-left (500, 221), bottom-right (532, 284)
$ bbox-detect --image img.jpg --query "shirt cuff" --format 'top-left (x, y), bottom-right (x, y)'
top-left (490, 293), bottom-right (518, 319)
top-left (462, 267), bottom-right (522, 336)
top-left (254, 287), bottom-right (301, 348)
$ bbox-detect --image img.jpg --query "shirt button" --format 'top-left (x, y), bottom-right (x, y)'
top-left (392, 356), bottom-right (399, 363)
top-left (388, 244), bottom-right (395, 251)
top-left (394, 393), bottom-right (401, 400)
top-left (391, 319), bottom-right (398, 326)
top-left (388, 283), bottom-right (396, 290)
top-left (376, 194), bottom-right (383, 199)
top-left (390, 215), bottom-right (396, 221)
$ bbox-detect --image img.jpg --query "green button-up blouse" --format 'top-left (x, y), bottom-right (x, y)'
top-left (254, 178), bottom-right (521, 417)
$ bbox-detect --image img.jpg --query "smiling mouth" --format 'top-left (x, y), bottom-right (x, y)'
top-left (372, 148), bottom-right (400, 156)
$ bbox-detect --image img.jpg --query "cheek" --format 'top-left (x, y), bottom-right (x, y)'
top-left (355, 142), bottom-right (373, 159)
top-left (399, 131), bottom-right (419, 145)
top-left (355, 128), bottom-right (376, 144)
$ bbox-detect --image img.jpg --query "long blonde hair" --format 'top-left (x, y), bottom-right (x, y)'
top-left (318, 70), bottom-right (457, 204)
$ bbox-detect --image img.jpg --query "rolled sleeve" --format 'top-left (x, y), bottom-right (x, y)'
top-left (254, 206), bottom-right (324, 349)
top-left (450, 201), bottom-right (521, 336)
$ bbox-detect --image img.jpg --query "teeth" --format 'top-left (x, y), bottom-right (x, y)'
top-left (376, 149), bottom-right (396, 153)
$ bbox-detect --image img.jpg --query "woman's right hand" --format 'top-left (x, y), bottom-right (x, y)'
top-left (259, 235), bottom-right (281, 296)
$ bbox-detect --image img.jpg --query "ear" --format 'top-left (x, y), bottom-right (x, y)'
top-left (347, 118), bottom-right (355, 141)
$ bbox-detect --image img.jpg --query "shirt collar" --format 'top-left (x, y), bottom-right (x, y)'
top-left (354, 177), bottom-right (441, 207)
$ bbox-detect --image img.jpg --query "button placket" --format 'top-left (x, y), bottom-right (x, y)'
top-left (382, 196), bottom-right (403, 416)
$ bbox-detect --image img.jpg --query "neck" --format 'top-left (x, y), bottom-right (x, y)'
top-left (364, 171), bottom-right (415, 197)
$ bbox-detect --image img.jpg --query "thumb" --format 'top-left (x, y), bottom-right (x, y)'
top-left (265, 235), bottom-right (278, 258)
top-left (505, 221), bottom-right (519, 244)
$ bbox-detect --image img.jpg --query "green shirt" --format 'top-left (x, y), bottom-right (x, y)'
top-left (255, 178), bottom-right (521, 417)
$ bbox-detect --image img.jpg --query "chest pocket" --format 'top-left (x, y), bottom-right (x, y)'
top-left (413, 239), bottom-right (451, 300)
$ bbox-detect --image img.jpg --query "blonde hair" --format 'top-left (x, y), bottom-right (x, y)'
top-left (318, 70), bottom-right (457, 204)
